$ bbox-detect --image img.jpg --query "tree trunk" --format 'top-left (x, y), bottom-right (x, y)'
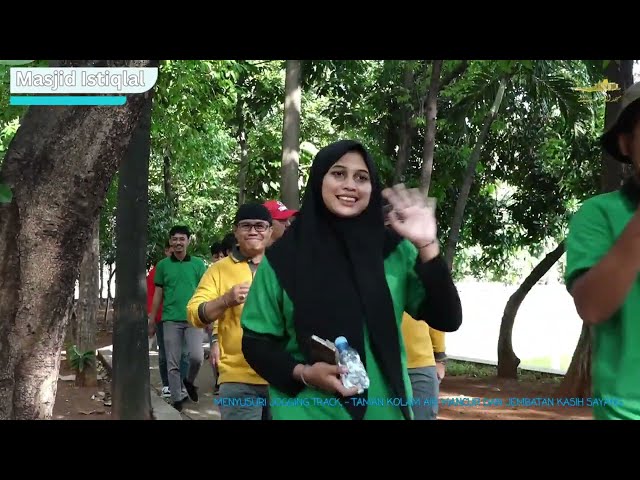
top-left (0, 59), bottom-right (154, 420)
top-left (420, 60), bottom-right (443, 195)
top-left (163, 149), bottom-right (175, 217)
top-left (393, 62), bottom-right (415, 185)
top-left (559, 325), bottom-right (592, 398)
top-left (497, 241), bottom-right (566, 378)
top-left (103, 295), bottom-right (111, 333)
top-left (561, 59), bottom-right (634, 397)
top-left (281, 60), bottom-right (302, 209)
top-left (236, 97), bottom-right (249, 205)
top-left (112, 89), bottom-right (154, 420)
top-left (107, 264), bottom-right (115, 302)
top-left (99, 260), bottom-right (104, 301)
top-left (444, 76), bottom-right (510, 269)
top-left (75, 217), bottom-right (100, 387)
top-left (438, 60), bottom-right (469, 91)
top-left (383, 114), bottom-right (399, 167)
top-left (600, 60), bottom-right (635, 193)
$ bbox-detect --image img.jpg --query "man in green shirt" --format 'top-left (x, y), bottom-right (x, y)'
top-left (148, 225), bottom-right (207, 411)
top-left (565, 81), bottom-right (640, 419)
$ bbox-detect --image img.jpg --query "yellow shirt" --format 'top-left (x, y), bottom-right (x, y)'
top-left (187, 254), bottom-right (267, 386)
top-left (401, 312), bottom-right (445, 369)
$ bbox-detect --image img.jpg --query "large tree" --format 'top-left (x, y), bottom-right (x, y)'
top-left (0, 59), bottom-right (154, 419)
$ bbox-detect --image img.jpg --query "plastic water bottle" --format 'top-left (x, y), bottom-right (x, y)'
top-left (334, 336), bottom-right (370, 394)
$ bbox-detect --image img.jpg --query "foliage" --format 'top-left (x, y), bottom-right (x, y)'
top-left (0, 61), bottom-right (48, 204)
top-left (415, 60), bottom-right (604, 279)
top-left (0, 183), bottom-right (12, 203)
top-left (67, 344), bottom-right (96, 372)
top-left (0, 59), bottom-right (610, 284)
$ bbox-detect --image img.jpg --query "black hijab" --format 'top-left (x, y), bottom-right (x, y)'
top-left (621, 173), bottom-right (640, 207)
top-left (266, 140), bottom-right (410, 420)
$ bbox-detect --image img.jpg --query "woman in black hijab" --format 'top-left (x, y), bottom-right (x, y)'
top-left (241, 140), bottom-right (462, 420)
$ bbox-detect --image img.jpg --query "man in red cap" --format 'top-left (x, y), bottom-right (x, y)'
top-left (263, 200), bottom-right (298, 245)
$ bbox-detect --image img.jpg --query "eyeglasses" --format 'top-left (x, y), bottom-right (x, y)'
top-left (237, 222), bottom-right (270, 233)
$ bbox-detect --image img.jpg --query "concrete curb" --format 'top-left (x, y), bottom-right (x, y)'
top-left (96, 345), bottom-right (182, 420)
top-left (96, 347), bottom-right (112, 374)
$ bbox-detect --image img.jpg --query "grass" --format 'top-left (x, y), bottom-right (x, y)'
top-left (522, 355), bottom-right (573, 372)
top-left (447, 359), bottom-right (496, 378)
top-left (446, 359), bottom-right (564, 384)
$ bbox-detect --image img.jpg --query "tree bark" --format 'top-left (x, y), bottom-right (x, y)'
top-left (0, 59), bottom-right (154, 420)
top-left (75, 217), bottom-right (100, 387)
top-left (112, 88), bottom-right (154, 420)
top-left (600, 60), bottom-right (635, 193)
top-left (107, 264), bottom-right (115, 302)
top-left (439, 60), bottom-right (469, 91)
top-left (99, 260), bottom-right (104, 301)
top-left (420, 60), bottom-right (443, 195)
top-left (444, 76), bottom-right (510, 269)
top-left (236, 96), bottom-right (249, 205)
top-left (497, 241), bottom-right (566, 378)
top-left (163, 149), bottom-right (175, 217)
top-left (393, 62), bottom-right (415, 185)
top-left (559, 325), bottom-right (592, 398)
top-left (281, 60), bottom-right (302, 209)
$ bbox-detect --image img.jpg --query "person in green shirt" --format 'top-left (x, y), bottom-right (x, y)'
top-left (241, 139), bottom-right (462, 420)
top-left (565, 81), bottom-right (640, 420)
top-left (148, 225), bottom-right (207, 411)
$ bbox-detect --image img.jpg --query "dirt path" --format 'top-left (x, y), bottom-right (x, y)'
top-left (53, 330), bottom-right (113, 420)
top-left (438, 376), bottom-right (591, 420)
top-left (52, 329), bottom-right (592, 420)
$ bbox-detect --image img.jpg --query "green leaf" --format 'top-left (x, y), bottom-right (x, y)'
top-left (0, 184), bottom-right (12, 203)
top-left (521, 60), bottom-right (535, 71)
top-left (497, 60), bottom-right (514, 73)
top-left (67, 344), bottom-right (95, 373)
top-left (0, 60), bottom-right (35, 66)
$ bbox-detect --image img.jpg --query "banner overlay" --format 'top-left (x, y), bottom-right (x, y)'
top-left (10, 67), bottom-right (158, 94)
top-left (10, 96), bottom-right (127, 106)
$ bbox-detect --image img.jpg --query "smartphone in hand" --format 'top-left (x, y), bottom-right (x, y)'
top-left (310, 335), bottom-right (338, 365)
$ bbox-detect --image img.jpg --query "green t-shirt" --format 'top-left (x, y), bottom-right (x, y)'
top-left (241, 239), bottom-right (429, 420)
top-left (154, 254), bottom-right (207, 322)
top-left (565, 189), bottom-right (640, 419)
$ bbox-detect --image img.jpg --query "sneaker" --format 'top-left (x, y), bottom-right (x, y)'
top-left (161, 386), bottom-right (171, 398)
top-left (173, 400), bottom-right (183, 412)
top-left (183, 379), bottom-right (199, 403)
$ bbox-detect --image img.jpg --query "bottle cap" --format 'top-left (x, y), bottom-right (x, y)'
top-left (334, 336), bottom-right (348, 350)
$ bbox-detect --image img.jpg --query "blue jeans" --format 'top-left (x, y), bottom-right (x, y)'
top-left (409, 365), bottom-right (440, 420)
top-left (156, 321), bottom-right (188, 388)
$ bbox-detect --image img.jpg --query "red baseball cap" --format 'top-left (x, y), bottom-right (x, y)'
top-left (263, 200), bottom-right (298, 221)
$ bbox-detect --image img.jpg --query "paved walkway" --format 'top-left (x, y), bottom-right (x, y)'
top-left (149, 344), bottom-right (221, 420)
top-left (97, 342), bottom-right (220, 420)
